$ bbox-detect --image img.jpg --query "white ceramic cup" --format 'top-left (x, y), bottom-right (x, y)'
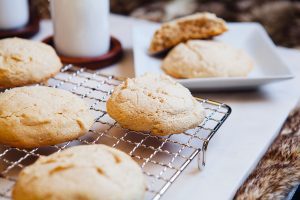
top-left (0, 0), bottom-right (29, 30)
top-left (50, 0), bottom-right (110, 57)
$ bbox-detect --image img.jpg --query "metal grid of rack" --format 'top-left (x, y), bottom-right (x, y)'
top-left (0, 65), bottom-right (231, 200)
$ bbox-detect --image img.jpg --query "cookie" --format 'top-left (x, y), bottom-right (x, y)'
top-left (0, 37), bottom-right (62, 88)
top-left (161, 40), bottom-right (254, 78)
top-left (0, 86), bottom-right (94, 148)
top-left (149, 12), bottom-right (228, 54)
top-left (106, 73), bottom-right (205, 136)
top-left (13, 145), bottom-right (146, 200)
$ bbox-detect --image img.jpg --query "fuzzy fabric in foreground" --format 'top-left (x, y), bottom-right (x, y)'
top-left (235, 107), bottom-right (300, 200)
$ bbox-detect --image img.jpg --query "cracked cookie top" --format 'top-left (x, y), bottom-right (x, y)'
top-left (0, 86), bottom-right (94, 148)
top-left (161, 40), bottom-right (253, 78)
top-left (106, 73), bottom-right (205, 135)
top-left (13, 144), bottom-right (146, 200)
top-left (0, 37), bottom-right (62, 88)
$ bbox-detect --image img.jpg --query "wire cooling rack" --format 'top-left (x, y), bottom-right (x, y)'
top-left (0, 65), bottom-right (231, 200)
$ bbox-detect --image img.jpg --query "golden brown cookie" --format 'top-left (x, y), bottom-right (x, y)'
top-left (13, 145), bottom-right (146, 200)
top-left (106, 73), bottom-right (205, 136)
top-left (0, 37), bottom-right (62, 88)
top-left (0, 86), bottom-right (94, 148)
top-left (161, 40), bottom-right (253, 78)
top-left (149, 12), bottom-right (228, 54)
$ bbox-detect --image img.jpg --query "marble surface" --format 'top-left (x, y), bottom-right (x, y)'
top-left (22, 15), bottom-right (300, 199)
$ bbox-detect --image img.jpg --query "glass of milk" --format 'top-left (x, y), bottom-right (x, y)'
top-left (50, 0), bottom-right (110, 57)
top-left (0, 0), bottom-right (29, 30)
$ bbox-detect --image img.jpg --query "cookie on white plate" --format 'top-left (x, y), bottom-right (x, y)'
top-left (107, 73), bottom-right (205, 136)
top-left (13, 145), bottom-right (146, 200)
top-left (149, 12), bottom-right (228, 54)
top-left (161, 40), bottom-right (254, 78)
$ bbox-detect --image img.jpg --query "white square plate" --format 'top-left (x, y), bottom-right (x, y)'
top-left (132, 22), bottom-right (293, 90)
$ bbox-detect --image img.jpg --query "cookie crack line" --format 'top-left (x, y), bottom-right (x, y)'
top-left (130, 86), bottom-right (190, 104)
top-left (53, 111), bottom-right (87, 131)
top-left (0, 104), bottom-right (37, 119)
top-left (46, 163), bottom-right (127, 191)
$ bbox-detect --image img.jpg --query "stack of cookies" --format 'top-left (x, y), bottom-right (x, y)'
top-left (148, 12), bottom-right (254, 78)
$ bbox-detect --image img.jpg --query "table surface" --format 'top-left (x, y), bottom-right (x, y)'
top-left (30, 15), bottom-right (300, 200)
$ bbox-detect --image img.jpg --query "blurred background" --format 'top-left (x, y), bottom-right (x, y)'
top-left (32, 0), bottom-right (300, 49)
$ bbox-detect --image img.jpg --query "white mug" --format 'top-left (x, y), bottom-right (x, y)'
top-left (50, 0), bottom-right (110, 57)
top-left (0, 0), bottom-right (29, 30)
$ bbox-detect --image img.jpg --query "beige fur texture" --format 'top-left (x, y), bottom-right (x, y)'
top-left (235, 107), bottom-right (300, 199)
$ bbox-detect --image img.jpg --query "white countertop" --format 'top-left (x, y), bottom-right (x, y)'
top-left (33, 15), bottom-right (300, 200)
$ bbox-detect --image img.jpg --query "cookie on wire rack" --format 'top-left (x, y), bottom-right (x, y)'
top-left (106, 73), bottom-right (206, 136)
top-left (0, 37), bottom-right (62, 88)
top-left (13, 145), bottom-right (146, 200)
top-left (0, 86), bottom-right (94, 148)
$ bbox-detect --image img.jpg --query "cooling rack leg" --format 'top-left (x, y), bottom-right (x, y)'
top-left (198, 141), bottom-right (209, 170)
top-left (197, 150), bottom-right (205, 170)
